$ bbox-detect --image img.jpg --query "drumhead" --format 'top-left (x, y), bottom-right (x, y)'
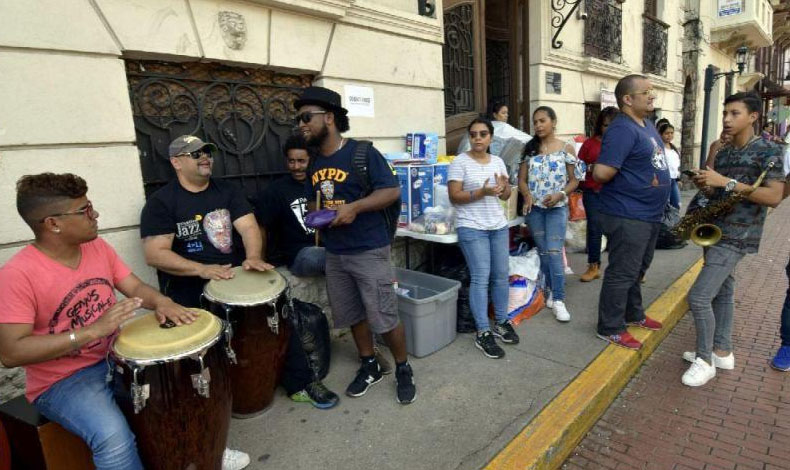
top-left (113, 309), bottom-right (223, 363)
top-left (202, 267), bottom-right (287, 306)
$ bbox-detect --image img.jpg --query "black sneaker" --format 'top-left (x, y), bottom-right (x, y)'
top-left (345, 359), bottom-right (383, 397)
top-left (475, 331), bottom-right (505, 359)
top-left (305, 381), bottom-right (339, 409)
top-left (492, 320), bottom-right (520, 344)
top-left (395, 362), bottom-right (416, 405)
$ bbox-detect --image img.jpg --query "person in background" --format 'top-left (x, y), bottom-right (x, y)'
top-left (578, 106), bottom-right (619, 282)
top-left (705, 130), bottom-right (733, 170)
top-left (770, 137), bottom-right (790, 372)
top-left (518, 106), bottom-right (579, 321)
top-left (592, 74), bottom-right (669, 350)
top-left (457, 100), bottom-right (532, 156)
top-left (449, 117), bottom-right (518, 359)
top-left (658, 122), bottom-right (682, 209)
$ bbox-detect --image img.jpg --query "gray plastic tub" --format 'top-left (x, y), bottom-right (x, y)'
top-left (394, 268), bottom-right (462, 357)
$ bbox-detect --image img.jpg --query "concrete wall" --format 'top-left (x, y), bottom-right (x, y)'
top-left (0, 0), bottom-right (444, 402)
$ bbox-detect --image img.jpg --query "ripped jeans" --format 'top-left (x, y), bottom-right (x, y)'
top-left (527, 206), bottom-right (568, 301)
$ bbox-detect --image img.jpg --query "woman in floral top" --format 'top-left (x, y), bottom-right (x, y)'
top-left (518, 106), bottom-right (579, 322)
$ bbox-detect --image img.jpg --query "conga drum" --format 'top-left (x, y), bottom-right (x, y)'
top-left (203, 267), bottom-right (291, 418)
top-left (111, 309), bottom-right (232, 470)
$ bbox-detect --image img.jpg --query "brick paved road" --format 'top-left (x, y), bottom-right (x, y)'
top-left (563, 201), bottom-right (790, 470)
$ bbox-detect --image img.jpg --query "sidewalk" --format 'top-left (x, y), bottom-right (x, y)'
top-left (563, 201), bottom-right (790, 470)
top-left (225, 194), bottom-right (702, 470)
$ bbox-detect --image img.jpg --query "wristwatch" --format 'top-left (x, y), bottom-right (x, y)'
top-left (724, 179), bottom-right (737, 192)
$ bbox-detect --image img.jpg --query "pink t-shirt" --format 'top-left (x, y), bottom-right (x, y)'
top-left (0, 238), bottom-right (132, 402)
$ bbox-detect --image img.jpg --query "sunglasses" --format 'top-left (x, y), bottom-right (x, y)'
top-left (630, 89), bottom-right (657, 99)
top-left (294, 111), bottom-right (327, 125)
top-left (40, 201), bottom-right (95, 223)
top-left (178, 149), bottom-right (213, 160)
top-left (469, 131), bottom-right (490, 139)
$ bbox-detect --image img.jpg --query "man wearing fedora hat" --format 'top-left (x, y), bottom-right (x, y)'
top-left (296, 86), bottom-right (416, 405)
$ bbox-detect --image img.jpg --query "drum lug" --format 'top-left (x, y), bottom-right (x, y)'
top-left (131, 368), bottom-right (149, 414)
top-left (222, 305), bottom-right (238, 364)
top-left (267, 314), bottom-right (279, 335)
top-left (190, 354), bottom-right (211, 398)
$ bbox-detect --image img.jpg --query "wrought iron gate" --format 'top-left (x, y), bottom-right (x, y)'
top-left (126, 60), bottom-right (312, 199)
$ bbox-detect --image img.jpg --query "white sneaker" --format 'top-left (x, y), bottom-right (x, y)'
top-left (222, 448), bottom-right (250, 470)
top-left (545, 291), bottom-right (554, 309)
top-left (553, 300), bottom-right (571, 322)
top-left (682, 351), bottom-right (735, 370)
top-left (681, 357), bottom-right (716, 387)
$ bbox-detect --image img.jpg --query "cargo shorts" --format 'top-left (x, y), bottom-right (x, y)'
top-left (325, 245), bottom-right (399, 334)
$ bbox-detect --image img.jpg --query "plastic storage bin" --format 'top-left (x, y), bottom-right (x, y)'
top-left (394, 268), bottom-right (462, 357)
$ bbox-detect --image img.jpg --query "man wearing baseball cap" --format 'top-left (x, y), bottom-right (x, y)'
top-left (296, 86), bottom-right (416, 404)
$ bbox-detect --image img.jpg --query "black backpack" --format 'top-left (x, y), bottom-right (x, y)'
top-left (351, 140), bottom-right (402, 241)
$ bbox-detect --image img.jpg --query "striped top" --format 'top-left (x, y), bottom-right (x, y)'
top-left (448, 153), bottom-right (509, 231)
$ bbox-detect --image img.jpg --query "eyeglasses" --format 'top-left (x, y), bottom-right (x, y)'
top-left (294, 111), bottom-right (327, 125)
top-left (40, 201), bottom-right (95, 223)
top-left (469, 131), bottom-right (490, 138)
top-left (178, 149), bottom-right (213, 160)
top-left (630, 89), bottom-right (657, 99)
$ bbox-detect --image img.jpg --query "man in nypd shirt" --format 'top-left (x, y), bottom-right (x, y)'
top-left (296, 86), bottom-right (416, 405)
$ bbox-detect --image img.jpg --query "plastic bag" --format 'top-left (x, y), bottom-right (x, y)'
top-left (568, 192), bottom-right (586, 221)
top-left (565, 219), bottom-right (587, 253)
top-left (290, 298), bottom-right (331, 380)
top-left (507, 276), bottom-right (545, 325)
top-left (509, 248), bottom-right (541, 280)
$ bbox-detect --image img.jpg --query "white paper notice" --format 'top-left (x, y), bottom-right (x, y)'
top-left (344, 85), bottom-right (375, 118)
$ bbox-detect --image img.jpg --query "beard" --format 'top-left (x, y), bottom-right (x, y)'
top-left (306, 123), bottom-right (329, 147)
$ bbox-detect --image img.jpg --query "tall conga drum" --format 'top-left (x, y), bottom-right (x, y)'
top-left (111, 309), bottom-right (232, 470)
top-left (203, 267), bottom-right (291, 418)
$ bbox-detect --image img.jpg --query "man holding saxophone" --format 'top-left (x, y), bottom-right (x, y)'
top-left (681, 91), bottom-right (785, 387)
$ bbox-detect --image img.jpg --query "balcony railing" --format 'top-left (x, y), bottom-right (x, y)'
top-left (643, 14), bottom-right (669, 76)
top-left (583, 0), bottom-right (622, 64)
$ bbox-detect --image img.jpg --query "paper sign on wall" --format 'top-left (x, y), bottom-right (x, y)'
top-left (601, 89), bottom-right (618, 109)
top-left (718, 0), bottom-right (742, 17)
top-left (344, 85), bottom-right (375, 118)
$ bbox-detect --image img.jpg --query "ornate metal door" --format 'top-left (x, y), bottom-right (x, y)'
top-left (126, 60), bottom-right (312, 199)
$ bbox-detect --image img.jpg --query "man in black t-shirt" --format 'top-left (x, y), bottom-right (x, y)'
top-left (254, 134), bottom-right (324, 276)
top-left (296, 86), bottom-right (416, 405)
top-left (139, 135), bottom-right (340, 418)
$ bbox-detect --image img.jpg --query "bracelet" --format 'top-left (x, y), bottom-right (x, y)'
top-left (68, 331), bottom-right (78, 350)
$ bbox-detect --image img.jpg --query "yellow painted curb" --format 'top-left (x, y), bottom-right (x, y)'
top-left (485, 258), bottom-right (704, 470)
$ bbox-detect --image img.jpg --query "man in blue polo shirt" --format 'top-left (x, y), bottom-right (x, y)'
top-left (593, 74), bottom-right (670, 350)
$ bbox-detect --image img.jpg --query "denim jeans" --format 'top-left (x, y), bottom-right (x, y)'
top-left (597, 213), bottom-right (659, 336)
top-left (456, 226), bottom-right (510, 332)
top-left (669, 179), bottom-right (681, 209)
top-left (289, 246), bottom-right (326, 277)
top-left (782, 255), bottom-right (790, 346)
top-left (526, 206), bottom-right (568, 301)
top-left (687, 245), bottom-right (744, 362)
top-left (34, 360), bottom-right (143, 470)
top-left (582, 191), bottom-right (604, 265)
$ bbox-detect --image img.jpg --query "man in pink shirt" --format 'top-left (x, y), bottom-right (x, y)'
top-left (0, 173), bottom-right (196, 470)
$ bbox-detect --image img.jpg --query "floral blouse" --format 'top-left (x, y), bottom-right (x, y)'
top-left (525, 150), bottom-right (577, 208)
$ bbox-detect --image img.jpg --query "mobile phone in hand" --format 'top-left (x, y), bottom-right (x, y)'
top-left (682, 169), bottom-right (698, 178)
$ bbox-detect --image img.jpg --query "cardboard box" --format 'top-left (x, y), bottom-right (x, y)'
top-left (433, 162), bottom-right (449, 188)
top-left (499, 186), bottom-right (519, 221)
top-left (395, 164), bottom-right (434, 226)
top-left (406, 132), bottom-right (439, 162)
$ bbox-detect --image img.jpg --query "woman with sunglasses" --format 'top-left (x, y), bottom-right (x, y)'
top-left (518, 106), bottom-right (579, 322)
top-left (448, 117), bottom-right (518, 359)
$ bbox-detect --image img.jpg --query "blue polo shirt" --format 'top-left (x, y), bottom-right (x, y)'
top-left (597, 114), bottom-right (671, 223)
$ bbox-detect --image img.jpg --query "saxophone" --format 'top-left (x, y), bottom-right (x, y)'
top-left (672, 162), bottom-right (775, 247)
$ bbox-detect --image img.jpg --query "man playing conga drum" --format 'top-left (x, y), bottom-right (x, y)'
top-left (0, 173), bottom-right (198, 470)
top-left (140, 135), bottom-right (339, 411)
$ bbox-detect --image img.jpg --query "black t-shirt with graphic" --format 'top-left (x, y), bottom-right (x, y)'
top-left (253, 175), bottom-right (315, 266)
top-left (305, 139), bottom-right (399, 255)
top-left (139, 179), bottom-right (252, 306)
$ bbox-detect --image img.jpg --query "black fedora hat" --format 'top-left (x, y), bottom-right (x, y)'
top-left (294, 86), bottom-right (348, 116)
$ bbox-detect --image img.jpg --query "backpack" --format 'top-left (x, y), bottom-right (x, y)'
top-left (351, 140), bottom-right (402, 241)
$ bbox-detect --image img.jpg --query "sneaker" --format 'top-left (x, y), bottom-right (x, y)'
top-left (475, 331), bottom-right (505, 359)
top-left (596, 331), bottom-right (642, 350)
top-left (580, 263), bottom-right (601, 282)
top-left (395, 362), bottom-right (416, 405)
top-left (346, 358), bottom-right (383, 397)
top-left (545, 291), bottom-right (554, 309)
top-left (553, 301), bottom-right (571, 322)
top-left (682, 351), bottom-right (735, 370)
top-left (222, 449), bottom-right (250, 470)
top-left (626, 316), bottom-right (663, 331)
top-left (770, 345), bottom-right (790, 371)
top-left (493, 320), bottom-right (520, 344)
top-left (682, 357), bottom-right (716, 387)
top-left (290, 381), bottom-right (339, 409)
top-left (374, 347), bottom-right (393, 375)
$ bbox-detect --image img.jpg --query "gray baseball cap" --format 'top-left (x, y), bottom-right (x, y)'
top-left (168, 135), bottom-right (218, 158)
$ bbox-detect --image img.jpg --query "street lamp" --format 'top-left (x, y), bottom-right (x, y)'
top-left (698, 45), bottom-right (750, 169)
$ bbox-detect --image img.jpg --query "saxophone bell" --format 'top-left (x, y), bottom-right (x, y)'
top-left (689, 223), bottom-right (722, 247)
